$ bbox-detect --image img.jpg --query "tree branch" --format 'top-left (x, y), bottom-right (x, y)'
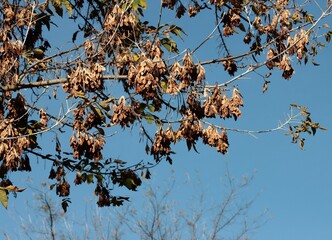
top-left (0, 75), bottom-right (128, 92)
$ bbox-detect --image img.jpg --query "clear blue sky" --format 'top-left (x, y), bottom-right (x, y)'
top-left (1, 1), bottom-right (332, 239)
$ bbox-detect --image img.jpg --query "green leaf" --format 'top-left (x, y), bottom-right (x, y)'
top-left (304, 55), bottom-right (309, 64)
top-left (62, 199), bottom-right (69, 212)
top-left (147, 105), bottom-right (155, 112)
top-left (169, 25), bottom-right (187, 40)
top-left (124, 178), bottom-right (136, 190)
top-left (144, 114), bottom-right (154, 124)
top-left (251, 5), bottom-right (260, 15)
top-left (29, 121), bottom-right (44, 130)
top-left (186, 140), bottom-right (199, 153)
top-left (186, 139), bottom-right (192, 151)
top-left (0, 189), bottom-right (8, 209)
top-left (132, 0), bottom-right (138, 10)
top-left (87, 174), bottom-right (94, 184)
top-left (72, 31), bottom-right (79, 42)
top-left (145, 144), bottom-right (150, 154)
top-left (56, 135), bottom-right (61, 153)
top-left (166, 155), bottom-right (173, 165)
top-left (304, 14), bottom-right (314, 23)
top-left (94, 174), bottom-right (103, 183)
top-left (70, 90), bottom-right (87, 99)
top-left (114, 159), bottom-right (127, 164)
top-left (90, 104), bottom-right (106, 122)
top-left (160, 79), bottom-right (167, 92)
top-left (311, 59), bottom-right (320, 66)
top-left (156, 23), bottom-right (169, 33)
top-left (96, 126), bottom-right (105, 135)
top-left (33, 48), bottom-right (45, 59)
top-left (192, 142), bottom-right (199, 153)
top-left (161, 38), bottom-right (179, 53)
top-left (40, 13), bottom-right (51, 30)
top-left (237, 23), bottom-right (246, 32)
top-left (98, 101), bottom-right (110, 111)
top-left (134, 102), bottom-right (146, 113)
top-left (142, 169), bottom-right (151, 179)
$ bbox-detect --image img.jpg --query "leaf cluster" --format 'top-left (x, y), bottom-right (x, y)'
top-left (0, 0), bottom-right (330, 210)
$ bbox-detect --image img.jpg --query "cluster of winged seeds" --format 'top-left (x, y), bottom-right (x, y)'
top-left (0, 0), bottom-right (329, 208)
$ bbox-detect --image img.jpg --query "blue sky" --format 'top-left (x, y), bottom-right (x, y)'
top-left (1, 1), bottom-right (332, 239)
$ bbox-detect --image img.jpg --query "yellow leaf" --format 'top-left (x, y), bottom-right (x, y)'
top-left (1, 185), bottom-right (26, 192)
top-left (98, 101), bottom-right (110, 111)
top-left (90, 104), bottom-right (106, 122)
top-left (74, 91), bottom-right (86, 99)
top-left (132, 0), bottom-right (147, 10)
top-left (0, 189), bottom-right (8, 209)
top-left (3, 185), bottom-right (15, 191)
top-left (132, 53), bottom-right (140, 62)
top-left (61, 0), bottom-right (73, 16)
top-left (139, 0), bottom-right (147, 9)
